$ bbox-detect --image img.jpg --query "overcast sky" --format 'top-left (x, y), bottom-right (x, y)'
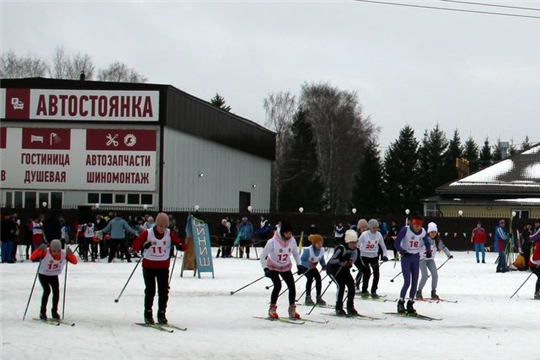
top-left (2, 1), bottom-right (540, 151)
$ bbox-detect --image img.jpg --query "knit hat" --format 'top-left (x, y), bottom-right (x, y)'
top-left (280, 221), bottom-right (293, 238)
top-left (155, 212), bottom-right (170, 227)
top-left (344, 230), bottom-right (358, 243)
top-left (308, 234), bottom-right (324, 245)
top-left (50, 239), bottom-right (62, 251)
top-left (368, 219), bottom-right (379, 230)
top-left (357, 219), bottom-right (368, 229)
top-left (427, 222), bottom-right (438, 233)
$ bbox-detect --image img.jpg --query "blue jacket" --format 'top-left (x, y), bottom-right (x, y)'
top-left (101, 217), bottom-right (137, 239)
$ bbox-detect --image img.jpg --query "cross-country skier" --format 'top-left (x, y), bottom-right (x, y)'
top-left (30, 239), bottom-right (77, 320)
top-left (394, 213), bottom-right (431, 314)
top-left (416, 222), bottom-right (453, 300)
top-left (300, 234), bottom-right (327, 306)
top-left (327, 229), bottom-right (359, 316)
top-left (260, 221), bottom-right (303, 319)
top-left (357, 219), bottom-right (389, 298)
top-left (131, 212), bottom-right (182, 325)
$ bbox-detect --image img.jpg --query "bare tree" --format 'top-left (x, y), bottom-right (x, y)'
top-left (0, 50), bottom-right (48, 78)
top-left (263, 92), bottom-right (297, 212)
top-left (97, 62), bottom-right (147, 83)
top-left (299, 82), bottom-right (376, 214)
top-left (50, 47), bottom-right (95, 80)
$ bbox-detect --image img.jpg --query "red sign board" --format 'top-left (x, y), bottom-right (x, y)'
top-left (0, 128), bottom-right (6, 149)
top-left (86, 129), bottom-right (156, 151)
top-left (22, 128), bottom-right (71, 150)
top-left (6, 88), bottom-right (31, 119)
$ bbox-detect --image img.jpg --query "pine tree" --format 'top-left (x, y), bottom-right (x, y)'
top-left (382, 125), bottom-right (420, 215)
top-left (478, 138), bottom-right (492, 169)
top-left (417, 125), bottom-right (448, 199)
top-left (463, 136), bottom-right (479, 173)
top-left (521, 136), bottom-right (531, 151)
top-left (210, 93), bottom-right (232, 112)
top-left (351, 137), bottom-right (384, 214)
top-left (443, 129), bottom-right (463, 183)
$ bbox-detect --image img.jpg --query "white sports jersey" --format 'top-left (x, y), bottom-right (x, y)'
top-left (84, 223), bottom-right (95, 238)
top-left (358, 230), bottom-right (387, 258)
top-left (143, 228), bottom-right (172, 261)
top-left (307, 246), bottom-right (325, 265)
top-left (260, 234), bottom-right (300, 272)
top-left (398, 227), bottom-right (427, 254)
top-left (39, 250), bottom-right (66, 276)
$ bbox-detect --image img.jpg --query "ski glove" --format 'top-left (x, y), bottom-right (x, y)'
top-left (38, 244), bottom-right (48, 251)
top-left (264, 268), bottom-right (271, 278)
top-left (66, 247), bottom-right (73, 256)
top-left (425, 251), bottom-right (432, 258)
top-left (448, 255), bottom-right (454, 259)
top-left (143, 241), bottom-right (152, 249)
top-left (381, 256), bottom-right (389, 262)
top-left (176, 244), bottom-right (183, 251)
top-left (297, 265), bottom-right (308, 275)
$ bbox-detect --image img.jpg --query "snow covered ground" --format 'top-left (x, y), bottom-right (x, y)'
top-left (1, 248), bottom-right (539, 360)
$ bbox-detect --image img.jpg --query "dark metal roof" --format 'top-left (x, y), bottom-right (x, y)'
top-left (1, 77), bottom-right (276, 160)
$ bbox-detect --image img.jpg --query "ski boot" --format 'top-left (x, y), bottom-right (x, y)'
top-left (415, 290), bottom-right (423, 300)
top-left (346, 307), bottom-right (359, 317)
top-left (51, 310), bottom-right (60, 320)
top-left (268, 304), bottom-right (279, 319)
top-left (39, 310), bottom-right (47, 320)
top-left (305, 295), bottom-right (315, 306)
top-left (360, 291), bottom-right (370, 298)
top-left (371, 292), bottom-right (380, 299)
top-left (316, 296), bottom-right (326, 306)
top-left (431, 290), bottom-right (440, 300)
top-left (335, 303), bottom-right (346, 317)
top-left (157, 310), bottom-right (168, 325)
top-left (144, 310), bottom-right (155, 324)
top-left (288, 304), bottom-right (300, 319)
top-left (534, 292), bottom-right (540, 300)
top-left (397, 299), bottom-right (406, 313)
top-left (406, 300), bottom-right (417, 314)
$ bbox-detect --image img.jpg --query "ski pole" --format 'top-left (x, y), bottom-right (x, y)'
top-left (22, 260), bottom-right (41, 320)
top-left (296, 273), bottom-right (328, 302)
top-left (168, 247), bottom-right (179, 286)
top-left (61, 245), bottom-right (78, 320)
top-left (114, 255), bottom-right (143, 303)
top-left (230, 275), bottom-right (266, 295)
top-left (427, 257), bottom-right (451, 279)
top-left (265, 271), bottom-right (298, 290)
top-left (277, 271), bottom-right (306, 298)
top-left (510, 272), bottom-right (534, 299)
top-left (390, 270), bottom-right (402, 283)
top-left (307, 266), bottom-right (343, 315)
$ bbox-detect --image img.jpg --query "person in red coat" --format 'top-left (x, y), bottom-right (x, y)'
top-left (528, 222), bottom-right (540, 300)
top-left (131, 212), bottom-right (182, 324)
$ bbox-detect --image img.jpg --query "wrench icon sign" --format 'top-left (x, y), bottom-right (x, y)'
top-left (106, 133), bottom-right (119, 147)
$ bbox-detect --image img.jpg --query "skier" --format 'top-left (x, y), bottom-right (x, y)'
top-left (300, 234), bottom-right (327, 306)
top-left (416, 222), bottom-right (453, 300)
top-left (394, 213), bottom-right (431, 314)
top-left (494, 219), bottom-right (509, 273)
top-left (327, 229), bottom-right (359, 316)
top-left (30, 239), bottom-right (77, 320)
top-left (260, 221), bottom-right (303, 319)
top-left (354, 219), bottom-right (369, 290)
top-left (528, 221), bottom-right (540, 299)
top-left (358, 219), bottom-right (389, 298)
top-left (131, 212), bottom-right (182, 325)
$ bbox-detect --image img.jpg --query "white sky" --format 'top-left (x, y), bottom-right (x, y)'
top-left (1, 248), bottom-right (539, 359)
top-left (2, 1), bottom-right (540, 150)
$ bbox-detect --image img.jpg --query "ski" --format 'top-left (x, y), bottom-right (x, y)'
top-left (135, 323), bottom-right (174, 332)
top-left (32, 318), bottom-right (60, 326)
top-left (356, 295), bottom-right (397, 303)
top-left (417, 298), bottom-right (458, 304)
top-left (299, 317), bottom-right (329, 324)
top-left (160, 323), bottom-right (187, 331)
top-left (51, 319), bottom-right (75, 326)
top-left (322, 312), bottom-right (385, 321)
top-left (253, 316), bottom-right (305, 325)
top-left (296, 303), bottom-right (335, 309)
top-left (383, 312), bottom-right (442, 321)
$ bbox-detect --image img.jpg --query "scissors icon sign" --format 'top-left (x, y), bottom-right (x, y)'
top-left (106, 133), bottom-right (119, 147)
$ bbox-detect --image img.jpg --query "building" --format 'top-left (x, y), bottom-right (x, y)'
top-left (0, 78), bottom-right (275, 213)
top-left (424, 143), bottom-right (540, 219)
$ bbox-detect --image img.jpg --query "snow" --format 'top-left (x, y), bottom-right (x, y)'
top-left (1, 248), bottom-right (539, 360)
top-left (450, 159), bottom-right (514, 185)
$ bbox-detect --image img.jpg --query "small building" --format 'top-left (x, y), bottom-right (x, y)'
top-left (424, 143), bottom-right (540, 219)
top-left (0, 78), bottom-right (275, 213)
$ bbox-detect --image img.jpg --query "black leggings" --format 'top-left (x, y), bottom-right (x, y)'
top-left (268, 270), bottom-right (295, 305)
top-left (328, 266), bottom-right (355, 309)
top-left (532, 267), bottom-right (540, 293)
top-left (360, 256), bottom-right (380, 293)
top-left (39, 274), bottom-right (60, 313)
top-left (305, 269), bottom-right (322, 297)
top-left (143, 267), bottom-right (169, 312)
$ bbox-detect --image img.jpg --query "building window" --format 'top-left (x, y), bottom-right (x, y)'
top-left (101, 193), bottom-right (113, 204)
top-left (88, 193), bottom-right (99, 204)
top-left (127, 194), bottom-right (140, 204)
top-left (115, 194), bottom-right (126, 203)
top-left (39, 193), bottom-right (49, 208)
top-left (513, 209), bottom-right (530, 219)
top-left (51, 192), bottom-right (63, 209)
top-left (24, 192), bottom-right (36, 209)
top-left (5, 192), bottom-right (12, 207)
top-left (141, 194), bottom-right (153, 205)
top-left (14, 192), bottom-right (23, 208)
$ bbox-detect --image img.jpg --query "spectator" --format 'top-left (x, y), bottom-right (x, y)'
top-left (101, 212), bottom-right (138, 263)
top-left (334, 222), bottom-right (345, 247)
top-left (235, 217), bottom-right (254, 259)
top-left (43, 211), bottom-right (62, 245)
top-left (386, 219), bottom-right (399, 260)
top-left (1, 215), bottom-right (17, 263)
top-left (217, 219), bottom-right (231, 258)
top-left (494, 219), bottom-right (509, 273)
top-left (95, 214), bottom-right (108, 259)
top-left (471, 221), bottom-right (487, 263)
top-left (30, 216), bottom-right (45, 253)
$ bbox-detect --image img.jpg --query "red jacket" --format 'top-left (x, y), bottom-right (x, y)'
top-left (528, 228), bottom-right (540, 268)
top-left (132, 229), bottom-right (183, 269)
